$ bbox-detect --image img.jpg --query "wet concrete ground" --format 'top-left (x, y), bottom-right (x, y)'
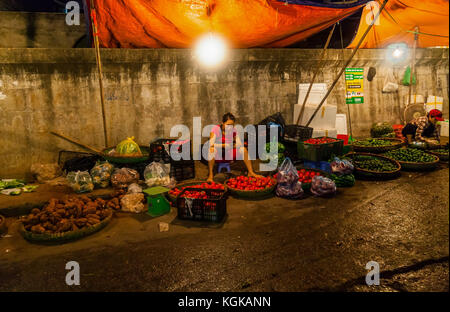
top-left (0, 164), bottom-right (448, 292)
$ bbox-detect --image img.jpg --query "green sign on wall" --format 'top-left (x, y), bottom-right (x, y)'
top-left (345, 68), bottom-right (364, 104)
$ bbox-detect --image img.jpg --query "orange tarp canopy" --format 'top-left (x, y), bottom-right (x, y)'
top-left (349, 0), bottom-right (449, 48)
top-left (89, 0), bottom-right (367, 48)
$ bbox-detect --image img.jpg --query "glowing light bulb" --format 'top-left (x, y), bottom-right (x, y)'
top-left (194, 33), bottom-right (228, 68)
top-left (393, 48), bottom-right (403, 58)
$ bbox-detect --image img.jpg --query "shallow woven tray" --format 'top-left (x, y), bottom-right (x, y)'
top-left (395, 154), bottom-right (440, 171)
top-left (346, 152), bottom-right (401, 180)
top-left (225, 178), bottom-right (277, 199)
top-left (352, 138), bottom-right (404, 154)
top-left (19, 211), bottom-right (113, 244)
top-left (101, 146), bottom-right (150, 164)
top-left (427, 151), bottom-right (449, 162)
top-left (167, 180), bottom-right (228, 203)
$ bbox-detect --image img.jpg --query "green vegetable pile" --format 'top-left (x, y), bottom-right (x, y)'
top-left (384, 148), bottom-right (436, 163)
top-left (353, 155), bottom-right (398, 172)
top-left (261, 142), bottom-right (285, 166)
top-left (370, 122), bottom-right (394, 138)
top-left (432, 148), bottom-right (449, 155)
top-left (354, 138), bottom-right (394, 147)
top-left (330, 174), bottom-right (355, 187)
top-left (0, 179), bottom-right (38, 196)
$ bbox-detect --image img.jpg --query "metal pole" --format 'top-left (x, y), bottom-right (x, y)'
top-left (295, 24), bottom-right (336, 126)
top-left (90, 0), bottom-right (109, 147)
top-left (305, 0), bottom-right (389, 128)
top-left (339, 21), bottom-right (354, 142)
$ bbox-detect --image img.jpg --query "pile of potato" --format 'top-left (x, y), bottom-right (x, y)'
top-left (22, 196), bottom-right (118, 234)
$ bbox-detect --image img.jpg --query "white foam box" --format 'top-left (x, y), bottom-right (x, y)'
top-left (298, 83), bottom-right (328, 105)
top-left (405, 94), bottom-right (424, 104)
top-left (425, 95), bottom-right (443, 113)
top-left (440, 119), bottom-right (449, 137)
top-left (293, 104), bottom-right (337, 129)
top-left (335, 114), bottom-right (348, 135)
top-left (312, 128), bottom-right (338, 138)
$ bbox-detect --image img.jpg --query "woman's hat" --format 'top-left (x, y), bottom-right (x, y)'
top-left (429, 109), bottom-right (444, 121)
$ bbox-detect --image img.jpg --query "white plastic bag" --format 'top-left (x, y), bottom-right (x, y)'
top-left (382, 68), bottom-right (398, 93)
top-left (144, 162), bottom-right (175, 187)
top-left (310, 176), bottom-right (336, 197)
top-left (275, 158), bottom-right (304, 199)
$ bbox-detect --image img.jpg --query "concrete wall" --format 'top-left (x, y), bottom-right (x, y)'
top-left (0, 11), bottom-right (86, 48)
top-left (0, 48), bottom-right (448, 179)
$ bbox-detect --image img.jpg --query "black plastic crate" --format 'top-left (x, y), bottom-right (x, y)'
top-left (58, 150), bottom-right (101, 174)
top-left (170, 160), bottom-right (195, 182)
top-left (149, 138), bottom-right (193, 164)
top-left (283, 125), bottom-right (313, 143)
top-left (176, 188), bottom-right (227, 222)
top-left (282, 140), bottom-right (300, 162)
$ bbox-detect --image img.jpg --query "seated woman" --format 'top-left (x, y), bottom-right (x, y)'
top-left (207, 113), bottom-right (262, 183)
top-left (402, 109), bottom-right (443, 146)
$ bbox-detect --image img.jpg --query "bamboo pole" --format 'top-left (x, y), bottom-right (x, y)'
top-left (305, 0), bottom-right (389, 128)
top-left (295, 24), bottom-right (336, 126)
top-left (50, 131), bottom-right (103, 154)
top-left (405, 26), bottom-right (419, 124)
top-left (90, 0), bottom-right (109, 147)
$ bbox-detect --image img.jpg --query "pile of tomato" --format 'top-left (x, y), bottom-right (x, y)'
top-left (304, 137), bottom-right (338, 145)
top-left (274, 169), bottom-right (323, 184)
top-left (169, 182), bottom-right (224, 198)
top-left (226, 176), bottom-right (275, 191)
top-left (179, 190), bottom-right (208, 199)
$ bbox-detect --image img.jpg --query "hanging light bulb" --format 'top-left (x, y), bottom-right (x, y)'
top-left (194, 33), bottom-right (228, 68)
top-left (386, 43), bottom-right (409, 63)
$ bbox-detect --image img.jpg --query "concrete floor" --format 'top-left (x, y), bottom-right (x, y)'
top-left (0, 163), bottom-right (448, 292)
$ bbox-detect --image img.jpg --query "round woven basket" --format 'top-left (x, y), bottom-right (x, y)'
top-left (0, 215), bottom-right (6, 235)
top-left (225, 178), bottom-right (277, 199)
top-left (19, 211), bottom-right (113, 244)
top-left (395, 154), bottom-right (440, 171)
top-left (346, 152), bottom-right (401, 180)
top-left (352, 138), bottom-right (404, 154)
top-left (167, 180), bottom-right (228, 203)
top-left (427, 151), bottom-right (449, 162)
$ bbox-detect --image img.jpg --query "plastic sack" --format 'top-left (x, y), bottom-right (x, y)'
top-left (90, 161), bottom-right (114, 188)
top-left (382, 67), bottom-right (398, 93)
top-left (111, 168), bottom-right (140, 189)
top-left (127, 183), bottom-right (143, 194)
top-left (310, 176), bottom-right (336, 197)
top-left (120, 193), bottom-right (146, 213)
top-left (144, 162), bottom-right (175, 187)
top-left (31, 163), bottom-right (62, 183)
top-left (66, 171), bottom-right (94, 193)
top-left (330, 157), bottom-right (354, 176)
top-left (275, 158), bottom-right (304, 199)
top-left (402, 66), bottom-right (416, 86)
top-left (116, 136), bottom-right (142, 155)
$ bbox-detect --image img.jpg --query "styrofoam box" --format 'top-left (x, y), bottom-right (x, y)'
top-left (405, 94), bottom-right (424, 104)
top-left (440, 120), bottom-right (449, 137)
top-left (425, 95), bottom-right (444, 113)
top-left (294, 104), bottom-right (337, 129)
top-left (335, 114), bottom-right (348, 135)
top-left (312, 128), bottom-right (338, 138)
top-left (298, 83), bottom-right (327, 106)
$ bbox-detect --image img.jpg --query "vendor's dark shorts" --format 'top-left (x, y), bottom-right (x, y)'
top-left (402, 123), bottom-right (418, 137)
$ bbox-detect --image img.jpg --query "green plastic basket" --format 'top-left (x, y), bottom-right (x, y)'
top-left (297, 137), bottom-right (344, 161)
top-left (102, 146), bottom-right (150, 164)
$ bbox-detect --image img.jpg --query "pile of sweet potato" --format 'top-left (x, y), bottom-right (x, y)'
top-left (22, 195), bottom-right (119, 234)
